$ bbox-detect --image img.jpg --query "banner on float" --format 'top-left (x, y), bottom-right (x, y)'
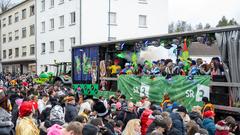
top-left (117, 75), bottom-right (211, 110)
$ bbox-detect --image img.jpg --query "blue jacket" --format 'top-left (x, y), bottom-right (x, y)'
top-left (170, 113), bottom-right (185, 135)
top-left (203, 118), bottom-right (216, 135)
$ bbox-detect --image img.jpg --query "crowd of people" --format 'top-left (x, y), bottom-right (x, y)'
top-left (0, 72), bottom-right (239, 135)
top-left (106, 57), bottom-right (224, 78)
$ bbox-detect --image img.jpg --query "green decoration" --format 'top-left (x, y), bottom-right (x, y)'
top-left (73, 84), bottom-right (99, 95)
top-left (117, 75), bottom-right (211, 110)
top-left (131, 52), bottom-right (137, 68)
top-left (39, 72), bottom-right (49, 78)
top-left (116, 53), bottom-right (126, 59)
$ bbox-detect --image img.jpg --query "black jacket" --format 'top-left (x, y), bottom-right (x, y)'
top-left (65, 104), bottom-right (78, 123)
top-left (170, 113), bottom-right (185, 135)
top-left (117, 110), bottom-right (138, 128)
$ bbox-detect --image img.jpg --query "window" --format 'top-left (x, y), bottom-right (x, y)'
top-left (3, 50), bottom-right (6, 59)
top-left (30, 45), bottom-right (35, 55)
top-left (50, 18), bottom-right (54, 30)
top-left (59, 0), bottom-right (64, 4)
top-left (2, 18), bottom-right (6, 27)
top-left (109, 12), bottom-right (117, 25)
top-left (30, 25), bottom-right (35, 36)
top-left (22, 27), bottom-right (27, 38)
top-left (15, 48), bottom-right (19, 57)
top-left (59, 39), bottom-right (64, 51)
top-left (22, 46), bottom-right (27, 56)
top-left (50, 41), bottom-right (54, 52)
top-left (9, 49), bottom-right (12, 58)
top-left (8, 32), bottom-right (12, 42)
top-left (3, 34), bottom-right (6, 43)
top-left (70, 37), bottom-right (75, 46)
top-left (41, 0), bottom-right (45, 11)
top-left (22, 9), bottom-right (26, 19)
top-left (50, 0), bottom-right (54, 8)
top-left (30, 5), bottom-right (35, 16)
top-left (41, 21), bottom-right (45, 32)
top-left (139, 15), bottom-right (147, 27)
top-left (15, 12), bottom-right (19, 22)
top-left (15, 30), bottom-right (19, 40)
top-left (41, 43), bottom-right (46, 53)
top-left (59, 15), bottom-right (64, 27)
top-left (8, 15), bottom-right (12, 25)
top-left (70, 12), bottom-right (76, 24)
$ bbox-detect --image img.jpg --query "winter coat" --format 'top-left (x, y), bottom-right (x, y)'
top-left (169, 112), bottom-right (185, 135)
top-left (117, 110), bottom-right (138, 128)
top-left (40, 118), bottom-right (65, 135)
top-left (203, 118), bottom-right (216, 135)
top-left (189, 111), bottom-right (204, 128)
top-left (146, 114), bottom-right (155, 130)
top-left (16, 117), bottom-right (40, 135)
top-left (65, 104), bottom-right (78, 123)
top-left (215, 120), bottom-right (229, 135)
top-left (167, 127), bottom-right (182, 135)
top-left (141, 108), bottom-right (153, 135)
top-left (0, 108), bottom-right (14, 135)
top-left (11, 103), bottom-right (19, 127)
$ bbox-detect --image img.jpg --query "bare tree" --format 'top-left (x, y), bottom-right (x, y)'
top-left (0, 0), bottom-right (13, 12)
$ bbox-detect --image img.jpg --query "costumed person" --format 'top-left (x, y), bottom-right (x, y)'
top-left (120, 63), bottom-right (133, 75)
top-left (108, 59), bottom-right (121, 77)
top-left (100, 60), bottom-right (107, 91)
top-left (201, 97), bottom-right (214, 115)
top-left (0, 89), bottom-right (14, 135)
top-left (151, 61), bottom-right (160, 75)
top-left (188, 60), bottom-right (199, 76)
top-left (160, 93), bottom-right (171, 109)
top-left (215, 116), bottom-right (237, 135)
top-left (202, 110), bottom-right (216, 135)
top-left (16, 101), bottom-right (40, 135)
top-left (143, 60), bottom-right (152, 75)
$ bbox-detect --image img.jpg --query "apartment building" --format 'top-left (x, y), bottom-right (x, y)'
top-left (0, 0), bottom-right (36, 73)
top-left (36, 0), bottom-right (168, 74)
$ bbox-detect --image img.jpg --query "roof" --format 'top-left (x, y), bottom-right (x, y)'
top-left (0, 0), bottom-right (32, 16)
top-left (189, 42), bottom-right (220, 56)
top-left (74, 25), bottom-right (240, 48)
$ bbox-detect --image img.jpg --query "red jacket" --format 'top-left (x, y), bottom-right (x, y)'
top-left (141, 109), bottom-right (153, 135)
top-left (215, 120), bottom-right (229, 135)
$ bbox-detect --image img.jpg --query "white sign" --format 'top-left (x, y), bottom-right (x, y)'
top-left (140, 83), bottom-right (150, 97)
top-left (196, 84), bottom-right (210, 102)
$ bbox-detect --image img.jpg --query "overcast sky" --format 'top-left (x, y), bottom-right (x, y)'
top-left (13, 0), bottom-right (240, 27)
top-left (169, 0), bottom-right (240, 27)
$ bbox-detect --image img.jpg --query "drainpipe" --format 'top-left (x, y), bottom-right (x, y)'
top-left (108, 0), bottom-right (111, 41)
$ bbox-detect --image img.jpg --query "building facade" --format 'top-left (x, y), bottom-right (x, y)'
top-left (36, 0), bottom-right (168, 74)
top-left (0, 0), bottom-right (36, 74)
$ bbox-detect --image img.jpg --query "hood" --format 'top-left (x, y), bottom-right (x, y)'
top-left (170, 112), bottom-right (183, 121)
top-left (189, 112), bottom-right (202, 120)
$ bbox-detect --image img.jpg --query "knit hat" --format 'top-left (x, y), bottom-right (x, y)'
top-left (47, 124), bottom-right (63, 135)
top-left (82, 124), bottom-right (99, 135)
top-left (93, 101), bottom-right (109, 117)
top-left (19, 101), bottom-right (33, 118)
top-left (50, 105), bottom-right (65, 122)
top-left (177, 106), bottom-right (188, 114)
top-left (203, 111), bottom-right (215, 118)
